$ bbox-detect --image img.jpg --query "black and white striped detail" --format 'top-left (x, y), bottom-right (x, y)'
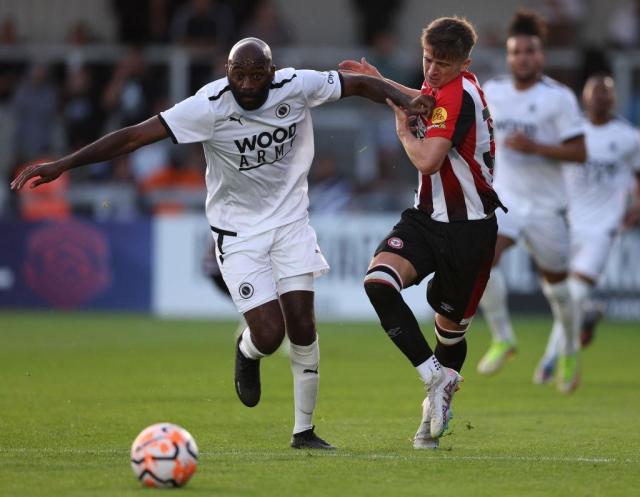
top-left (434, 322), bottom-right (467, 345)
top-left (364, 264), bottom-right (403, 292)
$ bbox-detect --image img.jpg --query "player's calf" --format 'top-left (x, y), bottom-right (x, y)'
top-left (235, 318), bottom-right (286, 407)
top-left (433, 320), bottom-right (468, 372)
top-left (363, 266), bottom-right (435, 368)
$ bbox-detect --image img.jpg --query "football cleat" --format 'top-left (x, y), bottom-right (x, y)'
top-left (427, 367), bottom-right (463, 439)
top-left (477, 341), bottom-right (517, 375)
top-left (413, 397), bottom-right (454, 449)
top-left (532, 355), bottom-right (557, 385)
top-left (234, 336), bottom-right (261, 407)
top-left (290, 427), bottom-right (335, 450)
top-left (557, 353), bottom-right (580, 394)
top-left (580, 302), bottom-right (605, 348)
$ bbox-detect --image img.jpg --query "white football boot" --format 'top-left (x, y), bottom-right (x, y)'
top-left (427, 367), bottom-right (463, 439)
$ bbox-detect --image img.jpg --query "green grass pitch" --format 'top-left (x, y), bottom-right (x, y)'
top-left (1, 312), bottom-right (638, 497)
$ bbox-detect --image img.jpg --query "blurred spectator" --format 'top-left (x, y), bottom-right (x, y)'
top-left (0, 16), bottom-right (18, 44)
top-left (240, 0), bottom-right (294, 47)
top-left (12, 64), bottom-right (58, 163)
top-left (351, 0), bottom-right (404, 45)
top-left (139, 144), bottom-right (205, 215)
top-left (529, 0), bottom-right (585, 46)
top-left (230, 0), bottom-right (261, 32)
top-left (607, 0), bottom-right (640, 49)
top-left (0, 17), bottom-right (21, 205)
top-left (367, 31), bottom-right (411, 85)
top-left (62, 66), bottom-right (103, 151)
top-left (66, 21), bottom-right (96, 46)
top-left (309, 155), bottom-right (352, 214)
top-left (129, 99), bottom-right (172, 183)
top-left (102, 47), bottom-right (156, 128)
top-left (170, 0), bottom-right (234, 48)
top-left (112, 0), bottom-right (170, 43)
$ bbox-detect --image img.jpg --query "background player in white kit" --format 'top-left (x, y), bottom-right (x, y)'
top-left (475, 10), bottom-right (587, 394)
top-left (10, 38), bottom-right (433, 449)
top-left (534, 73), bottom-right (640, 380)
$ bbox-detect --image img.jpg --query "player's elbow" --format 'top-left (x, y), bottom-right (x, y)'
top-left (415, 161), bottom-right (441, 175)
top-left (414, 157), bottom-right (443, 175)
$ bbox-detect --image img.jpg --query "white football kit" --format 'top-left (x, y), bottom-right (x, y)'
top-left (484, 75), bottom-right (584, 272)
top-left (160, 68), bottom-right (342, 311)
top-left (563, 118), bottom-right (640, 279)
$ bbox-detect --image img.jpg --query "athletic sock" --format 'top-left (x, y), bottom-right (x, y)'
top-left (415, 355), bottom-right (442, 385)
top-left (541, 320), bottom-right (564, 362)
top-left (433, 321), bottom-right (468, 372)
top-left (289, 339), bottom-right (319, 434)
top-left (239, 327), bottom-right (266, 360)
top-left (541, 280), bottom-right (577, 355)
top-left (479, 268), bottom-right (516, 344)
top-left (364, 281), bottom-right (435, 368)
top-left (568, 276), bottom-right (593, 334)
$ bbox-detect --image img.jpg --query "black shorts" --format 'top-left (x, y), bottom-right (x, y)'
top-left (374, 208), bottom-right (498, 325)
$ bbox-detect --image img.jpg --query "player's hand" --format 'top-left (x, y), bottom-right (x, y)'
top-left (406, 94), bottom-right (435, 117)
top-left (338, 57), bottom-right (383, 78)
top-left (386, 98), bottom-right (411, 138)
top-left (505, 132), bottom-right (538, 154)
top-left (622, 202), bottom-right (640, 230)
top-left (10, 161), bottom-right (66, 191)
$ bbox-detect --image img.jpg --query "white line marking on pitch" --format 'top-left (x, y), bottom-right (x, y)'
top-left (0, 448), bottom-right (635, 464)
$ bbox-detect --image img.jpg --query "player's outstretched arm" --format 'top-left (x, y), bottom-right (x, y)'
top-left (504, 133), bottom-right (587, 162)
top-left (339, 73), bottom-right (433, 116)
top-left (11, 116), bottom-right (169, 190)
top-left (386, 98), bottom-right (450, 175)
top-left (339, 57), bottom-right (420, 98)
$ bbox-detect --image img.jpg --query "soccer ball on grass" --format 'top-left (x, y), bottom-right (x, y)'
top-left (130, 422), bottom-right (198, 488)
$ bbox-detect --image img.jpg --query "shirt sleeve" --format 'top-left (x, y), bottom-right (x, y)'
top-left (298, 70), bottom-right (342, 108)
top-left (158, 91), bottom-right (215, 144)
top-left (629, 131), bottom-right (640, 172)
top-left (554, 89), bottom-right (584, 142)
top-left (425, 79), bottom-right (475, 146)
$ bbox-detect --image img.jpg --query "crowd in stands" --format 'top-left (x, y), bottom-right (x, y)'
top-left (0, 0), bottom-right (639, 220)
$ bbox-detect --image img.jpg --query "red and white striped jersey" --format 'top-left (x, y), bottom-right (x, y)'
top-left (416, 71), bottom-right (503, 222)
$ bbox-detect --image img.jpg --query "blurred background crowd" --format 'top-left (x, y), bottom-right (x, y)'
top-left (1, 0), bottom-right (640, 221)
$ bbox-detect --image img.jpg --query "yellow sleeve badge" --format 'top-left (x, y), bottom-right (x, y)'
top-left (431, 107), bottom-right (448, 124)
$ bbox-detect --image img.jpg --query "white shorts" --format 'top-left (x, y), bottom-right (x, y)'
top-left (496, 206), bottom-right (569, 273)
top-left (213, 216), bottom-right (329, 313)
top-left (570, 229), bottom-right (616, 281)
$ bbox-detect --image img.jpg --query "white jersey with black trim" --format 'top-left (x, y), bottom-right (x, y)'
top-left (483, 75), bottom-right (584, 212)
top-left (159, 67), bottom-right (342, 236)
top-left (563, 117), bottom-right (640, 232)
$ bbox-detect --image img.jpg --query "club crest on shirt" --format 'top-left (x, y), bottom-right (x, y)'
top-left (387, 237), bottom-right (404, 249)
top-left (431, 107), bottom-right (448, 125)
top-left (276, 103), bottom-right (290, 118)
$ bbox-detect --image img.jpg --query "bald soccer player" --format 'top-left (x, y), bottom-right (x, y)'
top-left (11, 38), bottom-right (433, 449)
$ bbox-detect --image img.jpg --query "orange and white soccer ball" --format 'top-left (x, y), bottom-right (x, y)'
top-left (130, 423), bottom-right (199, 488)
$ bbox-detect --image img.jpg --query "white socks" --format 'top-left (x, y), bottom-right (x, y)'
top-left (479, 268), bottom-right (516, 344)
top-left (568, 276), bottom-right (592, 333)
top-left (541, 280), bottom-right (577, 355)
top-left (239, 328), bottom-right (266, 360)
top-left (416, 355), bottom-right (442, 385)
top-left (541, 320), bottom-right (564, 362)
top-left (290, 338), bottom-right (320, 434)
top-left (542, 276), bottom-right (593, 359)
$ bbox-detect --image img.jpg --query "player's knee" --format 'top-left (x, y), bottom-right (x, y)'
top-left (250, 322), bottom-right (286, 355)
top-left (363, 265), bottom-right (403, 305)
top-left (288, 315), bottom-right (316, 346)
top-left (434, 320), bottom-right (468, 346)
